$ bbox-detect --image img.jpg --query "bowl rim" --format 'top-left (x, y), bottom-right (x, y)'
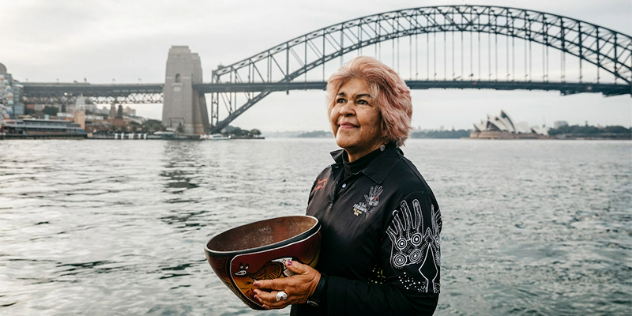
top-left (204, 215), bottom-right (320, 257)
top-left (229, 227), bottom-right (321, 307)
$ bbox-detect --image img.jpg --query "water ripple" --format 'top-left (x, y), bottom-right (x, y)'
top-left (0, 139), bottom-right (630, 315)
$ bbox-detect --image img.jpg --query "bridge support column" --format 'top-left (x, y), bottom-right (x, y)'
top-left (162, 46), bottom-right (209, 135)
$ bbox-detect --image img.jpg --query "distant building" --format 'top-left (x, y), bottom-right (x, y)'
top-left (471, 110), bottom-right (549, 139)
top-left (1, 118), bottom-right (86, 136)
top-left (92, 106), bottom-right (109, 115)
top-left (0, 64), bottom-right (24, 117)
top-left (108, 117), bottom-right (130, 129)
top-left (554, 120), bottom-right (569, 129)
top-left (74, 111), bottom-right (86, 129)
top-left (67, 95), bottom-right (84, 113)
top-left (109, 104), bottom-right (116, 119)
top-left (123, 106), bottom-right (136, 116)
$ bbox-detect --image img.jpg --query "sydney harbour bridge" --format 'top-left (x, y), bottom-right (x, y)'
top-left (19, 5), bottom-right (632, 135)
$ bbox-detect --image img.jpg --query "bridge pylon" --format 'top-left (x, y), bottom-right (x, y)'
top-left (162, 46), bottom-right (209, 135)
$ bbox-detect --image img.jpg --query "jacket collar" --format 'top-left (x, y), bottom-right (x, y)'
top-left (330, 144), bottom-right (402, 184)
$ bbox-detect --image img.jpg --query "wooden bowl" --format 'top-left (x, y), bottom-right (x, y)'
top-left (204, 215), bottom-right (321, 309)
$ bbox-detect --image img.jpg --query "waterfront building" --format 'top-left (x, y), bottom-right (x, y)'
top-left (470, 110), bottom-right (549, 139)
top-left (2, 118), bottom-right (86, 136)
top-left (74, 111), bottom-right (86, 129)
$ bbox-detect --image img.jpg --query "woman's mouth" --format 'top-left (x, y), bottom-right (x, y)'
top-left (339, 122), bottom-right (358, 129)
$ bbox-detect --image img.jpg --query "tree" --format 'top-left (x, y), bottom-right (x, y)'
top-left (548, 124), bottom-right (631, 137)
top-left (250, 129), bottom-right (261, 136)
top-left (231, 127), bottom-right (244, 136)
top-left (143, 119), bottom-right (166, 132)
top-left (43, 106), bottom-right (58, 116)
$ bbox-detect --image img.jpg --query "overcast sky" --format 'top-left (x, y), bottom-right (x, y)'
top-left (1, 0), bottom-right (630, 132)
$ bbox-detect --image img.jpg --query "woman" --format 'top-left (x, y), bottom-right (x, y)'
top-left (254, 56), bottom-right (442, 315)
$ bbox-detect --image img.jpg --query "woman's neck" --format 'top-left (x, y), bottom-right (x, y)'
top-left (345, 143), bottom-right (383, 162)
top-left (342, 145), bottom-right (385, 175)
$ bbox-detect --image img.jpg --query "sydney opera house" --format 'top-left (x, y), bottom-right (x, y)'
top-left (470, 110), bottom-right (550, 139)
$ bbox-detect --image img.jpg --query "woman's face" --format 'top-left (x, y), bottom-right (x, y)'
top-left (330, 78), bottom-right (384, 162)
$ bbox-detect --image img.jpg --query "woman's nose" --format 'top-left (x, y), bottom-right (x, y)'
top-left (339, 102), bottom-right (354, 116)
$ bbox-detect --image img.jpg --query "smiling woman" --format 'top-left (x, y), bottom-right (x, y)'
top-left (253, 56), bottom-right (442, 316)
top-left (329, 78), bottom-right (383, 161)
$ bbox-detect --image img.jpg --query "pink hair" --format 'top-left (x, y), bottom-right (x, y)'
top-left (326, 56), bottom-right (412, 147)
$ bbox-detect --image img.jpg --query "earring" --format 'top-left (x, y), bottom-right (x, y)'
top-left (380, 144), bottom-right (386, 151)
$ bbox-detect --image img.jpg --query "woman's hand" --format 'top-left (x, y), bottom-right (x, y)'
top-left (252, 260), bottom-right (320, 309)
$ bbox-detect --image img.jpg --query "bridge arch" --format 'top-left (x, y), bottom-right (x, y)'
top-left (209, 5), bottom-right (632, 133)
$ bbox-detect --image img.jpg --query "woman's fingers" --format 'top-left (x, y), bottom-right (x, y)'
top-left (285, 259), bottom-right (310, 274)
top-left (252, 260), bottom-right (322, 309)
top-left (253, 289), bottom-right (291, 309)
top-left (253, 278), bottom-right (281, 291)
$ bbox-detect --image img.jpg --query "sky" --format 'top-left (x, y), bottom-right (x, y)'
top-left (1, 0), bottom-right (630, 132)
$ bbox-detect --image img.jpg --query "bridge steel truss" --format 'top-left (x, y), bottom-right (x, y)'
top-left (21, 83), bottom-right (163, 107)
top-left (209, 5), bottom-right (632, 133)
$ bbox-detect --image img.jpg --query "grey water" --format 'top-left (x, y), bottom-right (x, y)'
top-left (0, 139), bottom-right (630, 315)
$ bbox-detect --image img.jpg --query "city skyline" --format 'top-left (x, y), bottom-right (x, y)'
top-left (1, 0), bottom-right (630, 131)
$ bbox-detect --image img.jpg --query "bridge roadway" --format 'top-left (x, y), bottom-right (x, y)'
top-left (21, 80), bottom-right (631, 104)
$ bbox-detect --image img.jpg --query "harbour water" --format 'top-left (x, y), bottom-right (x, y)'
top-left (0, 139), bottom-right (630, 315)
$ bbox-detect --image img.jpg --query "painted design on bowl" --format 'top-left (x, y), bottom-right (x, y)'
top-left (204, 215), bottom-right (321, 310)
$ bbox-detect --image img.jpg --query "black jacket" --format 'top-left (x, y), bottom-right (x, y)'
top-left (292, 145), bottom-right (441, 315)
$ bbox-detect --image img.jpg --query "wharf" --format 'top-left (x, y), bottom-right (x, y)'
top-left (1, 133), bottom-right (86, 140)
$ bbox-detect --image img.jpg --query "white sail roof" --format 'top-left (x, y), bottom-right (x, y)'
top-left (473, 120), bottom-right (486, 132)
top-left (491, 116), bottom-right (509, 131)
top-left (531, 125), bottom-right (549, 136)
top-left (499, 110), bottom-right (516, 133)
top-left (514, 122), bottom-right (531, 134)
top-left (473, 110), bottom-right (547, 136)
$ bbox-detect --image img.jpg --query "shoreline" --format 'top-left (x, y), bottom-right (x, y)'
top-left (1, 134), bottom-right (629, 141)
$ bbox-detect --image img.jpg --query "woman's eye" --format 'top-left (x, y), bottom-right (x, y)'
top-left (336, 98), bottom-right (346, 103)
top-left (357, 99), bottom-right (369, 105)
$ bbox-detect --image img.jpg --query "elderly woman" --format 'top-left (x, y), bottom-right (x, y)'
top-left (254, 56), bottom-right (441, 315)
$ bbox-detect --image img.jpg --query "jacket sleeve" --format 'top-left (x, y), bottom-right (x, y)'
top-left (325, 191), bottom-right (441, 315)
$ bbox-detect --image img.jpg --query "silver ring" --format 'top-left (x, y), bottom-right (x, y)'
top-left (275, 291), bottom-right (288, 302)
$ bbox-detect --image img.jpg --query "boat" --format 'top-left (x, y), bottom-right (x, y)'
top-left (200, 134), bottom-right (230, 140)
top-left (148, 131), bottom-right (176, 139)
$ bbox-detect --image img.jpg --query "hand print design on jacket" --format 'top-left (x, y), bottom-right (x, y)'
top-left (386, 198), bottom-right (442, 293)
top-left (364, 186), bottom-right (383, 208)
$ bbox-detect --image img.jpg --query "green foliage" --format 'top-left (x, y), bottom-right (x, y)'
top-left (297, 130), bottom-right (333, 138)
top-left (223, 125), bottom-right (261, 137)
top-left (250, 129), bottom-right (261, 136)
top-left (410, 129), bottom-right (472, 139)
top-left (548, 125), bottom-right (631, 137)
top-left (143, 119), bottom-right (166, 132)
top-left (231, 127), bottom-right (244, 136)
top-left (43, 106), bottom-right (58, 116)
